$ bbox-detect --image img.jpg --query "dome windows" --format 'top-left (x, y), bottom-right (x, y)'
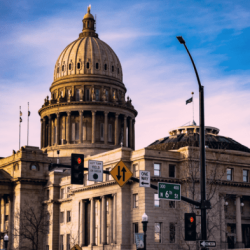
top-left (117, 68), bottom-right (119, 74)
top-left (69, 63), bottom-right (72, 70)
top-left (112, 66), bottom-right (114, 72)
top-left (77, 62), bottom-right (81, 69)
top-left (86, 62), bottom-right (90, 69)
top-left (96, 63), bottom-right (99, 69)
top-left (57, 67), bottom-right (59, 73)
top-left (62, 65), bottom-right (65, 72)
top-left (104, 64), bottom-right (107, 70)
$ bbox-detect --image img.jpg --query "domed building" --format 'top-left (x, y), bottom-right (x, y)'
top-left (1, 7), bottom-right (250, 250)
top-left (39, 6), bottom-right (137, 160)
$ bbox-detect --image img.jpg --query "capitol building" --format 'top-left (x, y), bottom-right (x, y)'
top-left (1, 6), bottom-right (250, 250)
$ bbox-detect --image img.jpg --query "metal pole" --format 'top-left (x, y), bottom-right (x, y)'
top-left (181, 40), bottom-right (207, 241)
top-left (27, 102), bottom-right (29, 145)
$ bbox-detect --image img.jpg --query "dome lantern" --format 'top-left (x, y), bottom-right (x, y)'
top-left (80, 5), bottom-right (98, 38)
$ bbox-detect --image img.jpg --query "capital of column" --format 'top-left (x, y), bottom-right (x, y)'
top-left (48, 114), bottom-right (52, 121)
top-left (112, 193), bottom-right (116, 198)
top-left (123, 115), bottom-right (127, 119)
top-left (115, 113), bottom-right (119, 118)
top-left (104, 111), bottom-right (109, 116)
top-left (56, 112), bottom-right (60, 118)
top-left (92, 110), bottom-right (96, 116)
top-left (40, 118), bottom-right (43, 123)
top-left (79, 110), bottom-right (84, 115)
top-left (67, 111), bottom-right (71, 116)
top-left (43, 117), bottom-right (46, 122)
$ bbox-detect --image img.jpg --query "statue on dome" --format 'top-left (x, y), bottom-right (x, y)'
top-left (91, 88), bottom-right (96, 101)
top-left (79, 89), bottom-right (83, 101)
top-left (87, 5), bottom-right (91, 13)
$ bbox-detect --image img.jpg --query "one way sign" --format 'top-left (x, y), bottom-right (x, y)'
top-left (110, 160), bottom-right (133, 187)
top-left (139, 171), bottom-right (150, 187)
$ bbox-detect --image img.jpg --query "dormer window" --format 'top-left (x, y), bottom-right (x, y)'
top-left (87, 62), bottom-right (89, 69)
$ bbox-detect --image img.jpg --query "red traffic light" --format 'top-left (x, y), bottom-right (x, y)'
top-left (190, 217), bottom-right (194, 223)
top-left (77, 158), bottom-right (82, 164)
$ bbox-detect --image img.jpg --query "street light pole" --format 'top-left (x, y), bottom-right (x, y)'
top-left (142, 213), bottom-right (148, 250)
top-left (4, 233), bottom-right (9, 250)
top-left (176, 36), bottom-right (207, 241)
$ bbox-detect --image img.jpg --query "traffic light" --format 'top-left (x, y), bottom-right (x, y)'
top-left (71, 154), bottom-right (84, 184)
top-left (185, 213), bottom-right (196, 241)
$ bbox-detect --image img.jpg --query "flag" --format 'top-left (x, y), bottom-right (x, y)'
top-left (28, 111), bottom-right (31, 116)
top-left (186, 97), bottom-right (193, 105)
top-left (20, 111), bottom-right (22, 116)
top-left (20, 117), bottom-right (22, 123)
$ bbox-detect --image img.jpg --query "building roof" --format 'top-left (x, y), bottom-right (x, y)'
top-left (147, 125), bottom-right (250, 153)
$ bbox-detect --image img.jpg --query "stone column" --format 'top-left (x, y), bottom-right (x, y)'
top-left (81, 200), bottom-right (86, 246)
top-left (235, 196), bottom-right (244, 248)
top-left (123, 115), bottom-right (127, 147)
top-left (101, 196), bottom-right (106, 244)
top-left (79, 110), bottom-right (83, 143)
top-left (66, 111), bottom-right (71, 144)
top-left (89, 198), bottom-right (95, 246)
top-left (92, 111), bottom-right (96, 144)
top-left (129, 117), bottom-right (133, 149)
top-left (220, 196), bottom-right (227, 249)
top-left (133, 119), bottom-right (135, 150)
top-left (7, 195), bottom-right (12, 249)
top-left (48, 115), bottom-right (52, 146)
top-left (110, 197), bottom-right (113, 243)
top-left (98, 199), bottom-right (102, 245)
top-left (104, 112), bottom-right (108, 145)
top-left (112, 194), bottom-right (116, 244)
top-left (40, 119), bottom-right (43, 148)
top-left (56, 113), bottom-right (60, 145)
top-left (42, 117), bottom-right (46, 148)
top-left (115, 114), bottom-right (119, 146)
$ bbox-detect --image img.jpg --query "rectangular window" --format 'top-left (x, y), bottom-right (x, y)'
top-left (108, 124), bottom-right (112, 142)
top-left (133, 164), bottom-right (139, 177)
top-left (76, 89), bottom-right (80, 101)
top-left (169, 201), bottom-right (175, 208)
top-left (60, 212), bottom-right (64, 223)
top-left (154, 163), bottom-right (161, 176)
top-left (75, 122), bottom-right (79, 141)
top-left (106, 90), bottom-right (109, 101)
top-left (67, 211), bottom-right (71, 222)
top-left (170, 223), bottom-right (175, 243)
top-left (154, 193), bottom-right (160, 207)
top-left (100, 123), bottom-right (104, 141)
top-left (107, 226), bottom-right (110, 244)
top-left (60, 235), bottom-right (64, 250)
top-left (95, 89), bottom-right (99, 101)
top-left (154, 223), bottom-right (161, 243)
top-left (60, 188), bottom-right (64, 199)
top-left (133, 194), bottom-right (138, 208)
top-left (243, 170), bottom-right (248, 182)
top-left (133, 223), bottom-right (138, 244)
top-left (95, 202), bottom-right (98, 215)
top-left (67, 187), bottom-right (71, 198)
top-left (106, 200), bottom-right (109, 214)
top-left (46, 246), bottom-right (49, 250)
top-left (227, 168), bottom-right (233, 181)
top-left (47, 189), bottom-right (50, 200)
top-left (169, 164), bottom-right (175, 178)
top-left (86, 89), bottom-right (90, 101)
top-left (66, 234), bottom-right (70, 250)
top-left (95, 227), bottom-right (98, 245)
top-left (72, 123), bottom-right (75, 141)
top-left (54, 126), bottom-right (57, 144)
top-left (4, 215), bottom-right (8, 221)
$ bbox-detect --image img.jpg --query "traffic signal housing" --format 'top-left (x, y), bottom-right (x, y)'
top-left (71, 154), bottom-right (84, 184)
top-left (185, 213), bottom-right (196, 241)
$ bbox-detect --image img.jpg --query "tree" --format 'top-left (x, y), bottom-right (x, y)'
top-left (13, 199), bottom-right (49, 250)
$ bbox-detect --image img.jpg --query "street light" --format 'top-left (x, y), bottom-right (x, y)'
top-left (177, 36), bottom-right (208, 241)
top-left (4, 233), bottom-right (9, 250)
top-left (142, 213), bottom-right (148, 250)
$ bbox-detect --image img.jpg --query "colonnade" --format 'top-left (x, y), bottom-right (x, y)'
top-left (40, 111), bottom-right (135, 150)
top-left (78, 194), bottom-right (116, 246)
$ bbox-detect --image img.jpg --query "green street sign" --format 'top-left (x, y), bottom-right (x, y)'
top-left (158, 182), bottom-right (181, 201)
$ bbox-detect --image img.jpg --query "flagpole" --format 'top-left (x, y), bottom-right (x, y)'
top-left (27, 102), bottom-right (29, 146)
top-left (192, 92), bottom-right (194, 123)
top-left (19, 106), bottom-right (22, 150)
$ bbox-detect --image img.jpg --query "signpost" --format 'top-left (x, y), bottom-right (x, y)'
top-left (199, 241), bottom-right (216, 248)
top-left (70, 244), bottom-right (81, 250)
top-left (88, 160), bottom-right (103, 182)
top-left (139, 171), bottom-right (150, 187)
top-left (158, 182), bottom-right (181, 201)
top-left (110, 160), bottom-right (133, 187)
top-left (135, 233), bottom-right (144, 249)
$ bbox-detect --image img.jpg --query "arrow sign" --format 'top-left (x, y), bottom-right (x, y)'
top-left (199, 241), bottom-right (216, 247)
top-left (121, 167), bottom-right (126, 181)
top-left (116, 165), bottom-right (121, 180)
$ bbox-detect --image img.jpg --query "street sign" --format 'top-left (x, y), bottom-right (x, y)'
top-left (139, 170), bottom-right (150, 187)
top-left (199, 241), bottom-right (216, 247)
top-left (158, 182), bottom-right (181, 201)
top-left (110, 160), bottom-right (132, 187)
top-left (70, 244), bottom-right (81, 250)
top-left (135, 233), bottom-right (144, 249)
top-left (88, 160), bottom-right (103, 182)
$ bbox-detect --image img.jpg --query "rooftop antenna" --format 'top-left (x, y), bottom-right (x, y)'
top-left (27, 102), bottom-right (31, 145)
top-left (19, 106), bottom-right (22, 149)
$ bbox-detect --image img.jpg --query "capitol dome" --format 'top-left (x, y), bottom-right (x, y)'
top-left (39, 6), bottom-right (137, 161)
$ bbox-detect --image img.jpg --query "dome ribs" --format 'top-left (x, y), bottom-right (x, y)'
top-left (66, 39), bottom-right (79, 76)
top-left (75, 38), bottom-right (85, 74)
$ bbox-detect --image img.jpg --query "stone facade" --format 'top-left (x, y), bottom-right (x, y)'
top-left (1, 6), bottom-right (250, 250)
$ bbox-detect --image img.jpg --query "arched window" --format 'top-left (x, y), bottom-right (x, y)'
top-left (77, 62), bottom-right (81, 69)
top-left (57, 67), bottom-right (59, 73)
top-left (96, 63), bottom-right (99, 69)
top-left (117, 68), bottom-right (119, 74)
top-left (87, 62), bottom-right (89, 69)
top-left (62, 65), bottom-right (65, 72)
top-left (31, 164), bottom-right (38, 171)
top-left (104, 64), bottom-right (107, 70)
top-left (112, 66), bottom-right (114, 72)
top-left (69, 63), bottom-right (72, 70)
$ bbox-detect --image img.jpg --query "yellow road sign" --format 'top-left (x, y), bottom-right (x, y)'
top-left (70, 244), bottom-right (81, 250)
top-left (110, 160), bottom-right (133, 187)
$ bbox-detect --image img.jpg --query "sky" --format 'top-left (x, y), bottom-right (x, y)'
top-left (1, 0), bottom-right (250, 157)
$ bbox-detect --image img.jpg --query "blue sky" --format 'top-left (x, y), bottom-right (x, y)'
top-left (1, 0), bottom-right (250, 157)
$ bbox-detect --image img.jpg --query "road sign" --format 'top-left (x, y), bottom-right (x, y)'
top-left (200, 241), bottom-right (216, 247)
top-left (88, 160), bottom-right (103, 182)
top-left (135, 233), bottom-right (144, 249)
top-left (158, 182), bottom-right (181, 201)
top-left (70, 244), bottom-right (81, 250)
top-left (139, 170), bottom-right (150, 187)
top-left (110, 160), bottom-right (132, 187)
